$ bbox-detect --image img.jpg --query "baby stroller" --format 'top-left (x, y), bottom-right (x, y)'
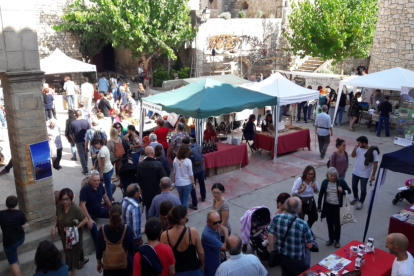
top-left (240, 206), bottom-right (272, 261)
top-left (119, 163), bottom-right (138, 196)
top-left (392, 178), bottom-right (414, 205)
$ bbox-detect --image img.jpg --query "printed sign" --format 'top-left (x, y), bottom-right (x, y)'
top-left (29, 140), bottom-right (52, 181)
top-left (142, 100), bottom-right (162, 112)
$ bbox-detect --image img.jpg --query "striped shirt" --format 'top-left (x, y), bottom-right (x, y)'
top-left (121, 197), bottom-right (142, 239)
top-left (268, 213), bottom-right (314, 260)
top-left (215, 253), bottom-right (267, 276)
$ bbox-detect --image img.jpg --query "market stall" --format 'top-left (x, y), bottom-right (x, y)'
top-left (240, 73), bottom-right (319, 163)
top-left (143, 78), bottom-right (278, 172)
top-left (389, 202), bottom-right (414, 257)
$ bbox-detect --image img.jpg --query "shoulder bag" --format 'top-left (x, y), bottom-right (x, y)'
top-left (340, 195), bottom-right (357, 225)
top-left (268, 217), bottom-right (297, 268)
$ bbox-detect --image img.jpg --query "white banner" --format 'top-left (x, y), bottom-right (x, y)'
top-left (142, 100), bottom-right (162, 112)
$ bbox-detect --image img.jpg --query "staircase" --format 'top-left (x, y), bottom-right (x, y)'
top-left (0, 219), bottom-right (107, 276)
top-left (296, 57), bottom-right (326, 72)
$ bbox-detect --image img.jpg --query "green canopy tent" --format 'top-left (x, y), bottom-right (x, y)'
top-left (140, 78), bottom-right (278, 144)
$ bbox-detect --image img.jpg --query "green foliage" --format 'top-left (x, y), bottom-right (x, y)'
top-left (255, 10), bottom-right (263, 18)
top-left (54, 0), bottom-right (197, 64)
top-left (238, 10), bottom-right (246, 18)
top-left (285, 0), bottom-right (379, 67)
top-left (218, 12), bottom-right (231, 20)
top-left (152, 66), bottom-right (190, 87)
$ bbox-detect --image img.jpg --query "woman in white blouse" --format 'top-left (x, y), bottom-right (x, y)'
top-left (291, 165), bottom-right (319, 227)
top-left (171, 144), bottom-right (195, 208)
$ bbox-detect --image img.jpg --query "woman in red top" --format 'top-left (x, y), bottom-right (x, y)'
top-left (154, 118), bottom-right (169, 156)
top-left (203, 122), bottom-right (217, 142)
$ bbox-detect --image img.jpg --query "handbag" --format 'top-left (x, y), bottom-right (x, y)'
top-left (268, 217), bottom-right (297, 268)
top-left (340, 195), bottom-right (357, 225)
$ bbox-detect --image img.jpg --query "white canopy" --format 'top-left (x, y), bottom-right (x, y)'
top-left (333, 67), bottom-right (414, 123)
top-left (240, 72), bottom-right (320, 105)
top-left (40, 48), bottom-right (97, 74)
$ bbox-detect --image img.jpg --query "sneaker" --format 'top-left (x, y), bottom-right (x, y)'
top-left (356, 202), bottom-right (363, 210)
top-left (71, 157), bottom-right (77, 161)
top-left (81, 171), bottom-right (88, 176)
top-left (304, 121), bottom-right (308, 123)
top-left (297, 121), bottom-right (301, 123)
top-left (350, 198), bottom-right (359, 205)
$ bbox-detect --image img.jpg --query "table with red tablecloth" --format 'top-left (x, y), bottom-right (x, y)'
top-left (301, 240), bottom-right (394, 276)
top-left (203, 142), bottom-right (249, 169)
top-left (253, 129), bottom-right (311, 158)
top-left (389, 203), bottom-right (414, 257)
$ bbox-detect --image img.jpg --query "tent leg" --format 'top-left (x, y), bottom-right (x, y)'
top-left (362, 168), bottom-right (383, 242)
top-left (272, 105), bottom-right (279, 164)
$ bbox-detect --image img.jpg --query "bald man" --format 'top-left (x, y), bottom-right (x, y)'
top-left (216, 234), bottom-right (267, 276)
top-left (202, 211), bottom-right (228, 276)
top-left (121, 184), bottom-right (143, 246)
top-left (386, 233), bottom-right (414, 276)
top-left (137, 146), bottom-right (167, 219)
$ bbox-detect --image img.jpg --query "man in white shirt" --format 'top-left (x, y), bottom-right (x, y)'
top-left (81, 77), bottom-right (94, 113)
top-left (315, 105), bottom-right (333, 159)
top-left (63, 76), bottom-right (77, 109)
top-left (387, 233), bottom-right (414, 276)
top-left (350, 136), bottom-right (379, 210)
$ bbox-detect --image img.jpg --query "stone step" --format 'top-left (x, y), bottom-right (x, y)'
top-left (298, 65), bottom-right (320, 70)
top-left (302, 60), bottom-right (325, 66)
top-left (308, 57), bottom-right (322, 61)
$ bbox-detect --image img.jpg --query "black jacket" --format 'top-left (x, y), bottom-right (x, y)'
top-left (137, 158), bottom-right (167, 208)
top-left (364, 146), bottom-right (380, 166)
top-left (317, 179), bottom-right (351, 221)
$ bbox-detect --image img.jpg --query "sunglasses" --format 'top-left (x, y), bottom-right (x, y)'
top-left (209, 219), bottom-right (222, 225)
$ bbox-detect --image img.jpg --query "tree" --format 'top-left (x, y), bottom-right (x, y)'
top-left (284, 0), bottom-right (379, 74)
top-left (54, 0), bottom-right (197, 71)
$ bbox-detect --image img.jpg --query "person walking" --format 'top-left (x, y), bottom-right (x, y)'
top-left (317, 167), bottom-right (351, 248)
top-left (329, 138), bottom-right (349, 179)
top-left (96, 204), bottom-right (137, 276)
top-left (65, 110), bottom-right (77, 161)
top-left (348, 92), bottom-right (361, 131)
top-left (149, 133), bottom-right (165, 157)
top-left (291, 166), bottom-right (319, 227)
top-left (315, 105), bottom-right (333, 159)
top-left (168, 122), bottom-right (190, 159)
top-left (0, 196), bottom-right (27, 276)
top-left (125, 125), bottom-right (142, 166)
top-left (160, 205), bottom-right (205, 276)
top-left (81, 77), bottom-right (94, 114)
top-left (34, 241), bottom-right (69, 276)
top-left (98, 74), bottom-right (110, 94)
top-left (350, 136), bottom-right (379, 210)
top-left (159, 201), bottom-right (174, 232)
top-left (268, 197), bottom-right (314, 276)
top-left (69, 110), bottom-right (91, 175)
top-left (47, 118), bottom-right (63, 170)
top-left (386, 233), bottom-right (414, 276)
top-left (64, 76), bottom-right (77, 110)
top-left (121, 184), bottom-right (143, 247)
top-left (43, 88), bottom-right (54, 120)
top-left (243, 114), bottom-right (257, 147)
top-left (154, 118), bottom-right (169, 156)
top-left (171, 144), bottom-right (195, 208)
top-left (51, 189), bottom-right (88, 276)
top-left (148, 177), bottom-right (181, 218)
top-left (376, 95), bottom-right (393, 137)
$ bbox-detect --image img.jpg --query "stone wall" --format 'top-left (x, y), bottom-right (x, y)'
top-left (369, 0), bottom-right (414, 72)
top-left (35, 0), bottom-right (82, 60)
top-left (200, 0), bottom-right (284, 18)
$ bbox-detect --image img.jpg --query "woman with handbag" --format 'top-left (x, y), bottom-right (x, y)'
top-left (291, 166), bottom-right (319, 227)
top-left (317, 167), bottom-right (351, 248)
top-left (51, 188), bottom-right (88, 276)
top-left (96, 204), bottom-right (137, 276)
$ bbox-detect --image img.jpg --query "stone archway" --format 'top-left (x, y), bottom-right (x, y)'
top-left (241, 2), bottom-right (249, 10)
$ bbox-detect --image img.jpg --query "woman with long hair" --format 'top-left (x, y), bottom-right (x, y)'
top-left (107, 128), bottom-right (123, 181)
top-left (159, 200), bottom-right (174, 232)
top-left (330, 138), bottom-right (349, 179)
top-left (348, 91), bottom-right (361, 131)
top-left (291, 165), bottom-right (320, 227)
top-left (261, 113), bottom-right (273, 132)
top-left (91, 138), bottom-right (115, 202)
top-left (113, 122), bottom-right (125, 139)
top-left (96, 204), bottom-right (137, 276)
top-left (160, 205), bottom-right (205, 276)
top-left (171, 144), bottom-right (195, 208)
top-left (34, 240), bottom-right (68, 276)
top-left (65, 109), bottom-right (77, 161)
top-left (51, 188), bottom-right (88, 276)
top-left (317, 167), bottom-right (351, 248)
top-left (124, 125), bottom-right (142, 166)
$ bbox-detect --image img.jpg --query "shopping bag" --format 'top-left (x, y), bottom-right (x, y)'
top-left (340, 195), bottom-right (357, 225)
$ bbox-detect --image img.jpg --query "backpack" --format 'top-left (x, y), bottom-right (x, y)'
top-left (113, 139), bottom-right (125, 158)
top-left (189, 144), bottom-right (204, 165)
top-left (102, 225), bottom-right (128, 270)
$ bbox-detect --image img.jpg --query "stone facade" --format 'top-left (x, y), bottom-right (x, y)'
top-left (369, 0), bottom-right (414, 72)
top-left (200, 0), bottom-right (284, 18)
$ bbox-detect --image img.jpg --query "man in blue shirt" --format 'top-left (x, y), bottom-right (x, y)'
top-left (315, 105), bottom-right (333, 159)
top-left (148, 177), bottom-right (181, 218)
top-left (79, 172), bottom-right (112, 246)
top-left (98, 74), bottom-right (109, 94)
top-left (121, 184), bottom-right (143, 246)
top-left (201, 211), bottom-right (228, 276)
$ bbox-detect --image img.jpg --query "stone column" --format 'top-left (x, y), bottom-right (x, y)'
top-left (0, 0), bottom-right (55, 231)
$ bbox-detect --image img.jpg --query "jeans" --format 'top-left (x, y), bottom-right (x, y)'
top-left (280, 254), bottom-right (309, 276)
top-left (307, 104), bottom-right (313, 120)
top-left (377, 116), bottom-right (390, 136)
top-left (176, 268), bottom-right (203, 276)
top-left (53, 148), bottom-right (62, 169)
top-left (324, 202), bottom-right (341, 242)
top-left (132, 152), bottom-right (141, 166)
top-left (297, 102), bottom-right (308, 122)
top-left (70, 142), bottom-right (76, 158)
top-left (90, 208), bottom-right (110, 246)
top-left (335, 106), bottom-right (345, 124)
top-left (45, 109), bottom-right (53, 120)
top-left (177, 184), bottom-right (193, 208)
top-left (4, 237), bottom-right (25, 265)
top-left (0, 107), bottom-right (5, 127)
top-left (352, 173), bottom-right (369, 203)
top-left (67, 95), bottom-right (75, 109)
top-left (103, 167), bottom-right (115, 202)
top-left (317, 134), bottom-right (331, 156)
top-left (191, 171), bottom-right (206, 208)
top-left (75, 142), bottom-right (89, 173)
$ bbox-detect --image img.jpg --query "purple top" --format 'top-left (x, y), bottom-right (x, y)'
top-left (330, 151), bottom-right (349, 176)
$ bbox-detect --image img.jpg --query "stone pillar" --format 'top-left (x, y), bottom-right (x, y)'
top-left (0, 0), bottom-right (55, 231)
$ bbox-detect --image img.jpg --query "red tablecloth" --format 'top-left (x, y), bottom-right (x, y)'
top-left (203, 142), bottom-right (249, 169)
top-left (301, 240), bottom-right (394, 276)
top-left (389, 203), bottom-right (414, 257)
top-left (253, 129), bottom-right (311, 158)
